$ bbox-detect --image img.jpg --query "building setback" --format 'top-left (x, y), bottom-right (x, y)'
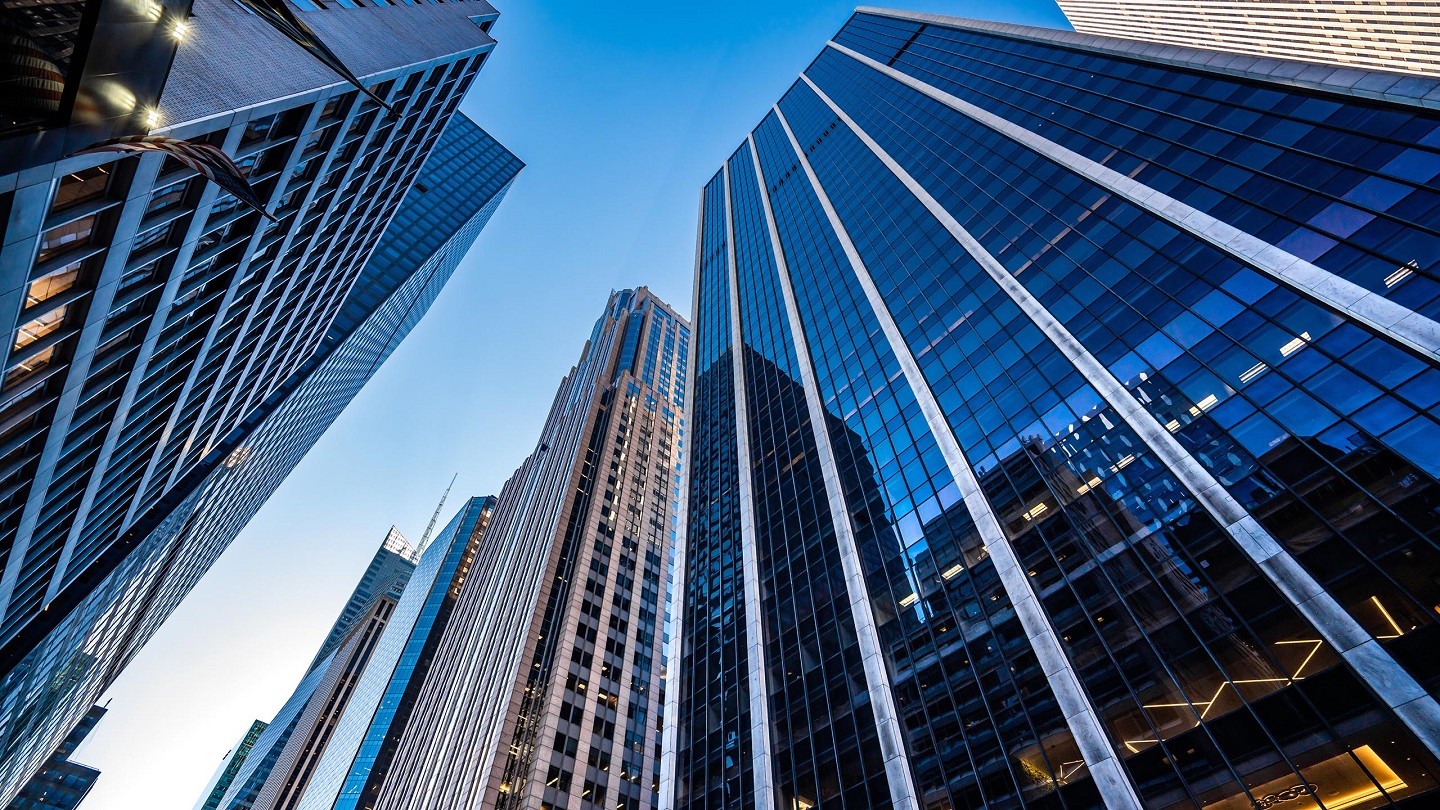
top-left (4, 704), bottom-right (103, 810)
top-left (194, 720), bottom-right (269, 810)
top-left (288, 495), bottom-right (497, 810)
top-left (0, 0), bottom-right (520, 799)
top-left (362, 288), bottom-right (688, 810)
top-left (667, 9), bottom-right (1440, 810)
top-left (1056, 0), bottom-right (1440, 75)
top-left (216, 527), bottom-right (422, 810)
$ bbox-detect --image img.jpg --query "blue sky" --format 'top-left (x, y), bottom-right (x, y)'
top-left (74, 1), bottom-right (1068, 807)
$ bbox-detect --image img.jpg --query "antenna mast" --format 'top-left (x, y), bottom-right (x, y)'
top-left (416, 473), bottom-right (457, 555)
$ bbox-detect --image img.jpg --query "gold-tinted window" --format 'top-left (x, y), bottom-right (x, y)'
top-left (15, 304), bottom-right (70, 351)
top-left (36, 213), bottom-right (99, 263)
top-left (25, 259), bottom-right (85, 308)
top-left (5, 344), bottom-right (59, 389)
top-left (50, 165), bottom-right (111, 212)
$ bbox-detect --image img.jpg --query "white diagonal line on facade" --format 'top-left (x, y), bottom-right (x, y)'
top-left (746, 132), bottom-right (920, 810)
top-left (827, 40), bottom-right (1440, 367)
top-left (773, 103), bottom-right (1147, 810)
top-left (722, 162), bottom-right (777, 810)
top-left (801, 67), bottom-right (1440, 759)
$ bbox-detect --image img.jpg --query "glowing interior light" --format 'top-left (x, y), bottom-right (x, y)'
top-left (144, 108), bottom-right (161, 128)
top-left (1188, 393), bottom-right (1218, 416)
top-left (1386, 260), bottom-right (1419, 288)
top-left (898, 593), bottom-right (919, 608)
top-left (1165, 419), bottom-right (1181, 432)
top-left (1280, 331), bottom-right (1312, 357)
top-left (1239, 362), bottom-right (1268, 383)
top-left (1076, 475), bottom-right (1103, 495)
top-left (1111, 454), bottom-right (1135, 472)
top-left (941, 564), bottom-right (964, 580)
top-left (1022, 502), bottom-right (1049, 521)
top-left (172, 20), bottom-right (189, 40)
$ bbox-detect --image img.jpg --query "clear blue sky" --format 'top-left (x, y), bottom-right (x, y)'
top-left (74, 1), bottom-right (1069, 807)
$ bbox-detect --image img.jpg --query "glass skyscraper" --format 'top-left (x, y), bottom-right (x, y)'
top-left (1056, 0), bottom-right (1440, 75)
top-left (667, 8), bottom-right (1440, 810)
top-left (194, 720), bottom-right (269, 810)
top-left (4, 704), bottom-right (103, 810)
top-left (0, 1), bottom-right (521, 791)
top-left (363, 288), bottom-right (688, 810)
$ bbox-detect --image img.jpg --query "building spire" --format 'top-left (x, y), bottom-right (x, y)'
top-left (415, 474), bottom-right (458, 556)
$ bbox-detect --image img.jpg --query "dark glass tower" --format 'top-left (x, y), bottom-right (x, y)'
top-left (667, 9), bottom-right (1440, 810)
top-left (0, 4), bottom-right (521, 793)
top-left (194, 720), bottom-right (269, 810)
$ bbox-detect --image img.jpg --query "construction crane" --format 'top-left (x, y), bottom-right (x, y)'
top-left (415, 473), bottom-right (457, 556)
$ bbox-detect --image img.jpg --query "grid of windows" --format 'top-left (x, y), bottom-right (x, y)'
top-left (673, 9), bottom-right (1440, 810)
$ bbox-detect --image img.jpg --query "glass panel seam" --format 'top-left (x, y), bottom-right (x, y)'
top-left (797, 69), bottom-right (1440, 760)
top-left (746, 132), bottom-right (920, 810)
top-left (772, 102), bottom-right (1146, 810)
top-left (657, 188), bottom-right (704, 810)
top-left (723, 162), bottom-right (777, 810)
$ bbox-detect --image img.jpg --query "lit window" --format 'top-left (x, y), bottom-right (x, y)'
top-left (25, 260), bottom-right (85, 308)
top-left (15, 304), bottom-right (70, 351)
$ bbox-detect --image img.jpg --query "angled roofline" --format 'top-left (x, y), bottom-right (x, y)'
top-left (853, 6), bottom-right (1440, 111)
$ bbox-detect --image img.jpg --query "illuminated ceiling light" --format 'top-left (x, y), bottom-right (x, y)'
top-left (1188, 393), bottom-right (1218, 416)
top-left (222, 446), bottom-right (252, 468)
top-left (1022, 502), bottom-right (1049, 521)
top-left (144, 108), bottom-right (161, 128)
top-left (1280, 331), bottom-right (1312, 357)
top-left (898, 593), bottom-right (919, 608)
top-left (1110, 453), bottom-right (1135, 472)
top-left (941, 564), bottom-right (964, 580)
top-left (1165, 419), bottom-right (1181, 432)
top-left (171, 20), bottom-right (189, 40)
top-left (1386, 260), bottom-right (1419, 288)
top-left (1239, 361), bottom-right (1268, 383)
top-left (144, 0), bottom-right (163, 20)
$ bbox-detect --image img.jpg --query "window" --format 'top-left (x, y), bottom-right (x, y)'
top-left (51, 166), bottom-right (111, 212)
top-left (15, 304), bottom-right (70, 351)
top-left (25, 259), bottom-right (87, 308)
top-left (5, 344), bottom-right (60, 389)
top-left (37, 214), bottom-right (100, 263)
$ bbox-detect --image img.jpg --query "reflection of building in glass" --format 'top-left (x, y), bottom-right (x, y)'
top-left (0, 0), bottom-right (190, 174)
top-left (1057, 0), bottom-right (1440, 75)
top-left (356, 289), bottom-right (688, 810)
top-left (0, 15), bottom-right (521, 798)
top-left (193, 720), bottom-right (268, 810)
top-left (5, 703), bottom-right (103, 810)
top-left (667, 9), bottom-right (1440, 810)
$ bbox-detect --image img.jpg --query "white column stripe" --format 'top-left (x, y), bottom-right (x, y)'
top-left (772, 104), bottom-right (1146, 810)
top-left (722, 163), bottom-right (777, 810)
top-left (746, 134), bottom-right (920, 810)
top-left (657, 188), bottom-right (705, 810)
top-left (799, 69), bottom-right (1440, 758)
top-left (826, 40), bottom-right (1440, 366)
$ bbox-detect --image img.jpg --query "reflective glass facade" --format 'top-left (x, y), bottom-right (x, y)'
top-left (668, 10), bottom-right (1440, 810)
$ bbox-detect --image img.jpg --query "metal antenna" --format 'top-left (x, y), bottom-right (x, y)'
top-left (416, 473), bottom-right (457, 555)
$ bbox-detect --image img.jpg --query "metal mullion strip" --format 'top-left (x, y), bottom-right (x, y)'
top-left (658, 189), bottom-right (704, 810)
top-left (826, 41), bottom-right (1440, 365)
top-left (772, 104), bottom-right (1146, 809)
top-left (0, 156), bottom-right (169, 622)
top-left (722, 163), bottom-right (776, 810)
top-left (801, 70), bottom-right (1440, 758)
top-left (746, 133), bottom-right (919, 810)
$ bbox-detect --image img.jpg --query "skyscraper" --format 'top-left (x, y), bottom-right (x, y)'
top-left (1056, 0), bottom-right (1440, 75)
top-left (668, 8), bottom-right (1440, 810)
top-left (0, 2), bottom-right (521, 796)
top-left (194, 720), bottom-right (269, 810)
top-left (284, 495), bottom-right (497, 810)
top-left (215, 527), bottom-right (422, 810)
top-left (5, 704), bottom-right (103, 810)
top-left (356, 288), bottom-right (688, 810)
